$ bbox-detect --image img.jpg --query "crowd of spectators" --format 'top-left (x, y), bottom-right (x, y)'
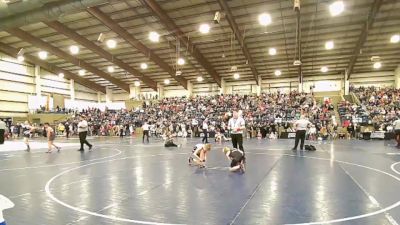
top-left (339, 86), bottom-right (400, 133)
top-left (54, 92), bottom-right (335, 140)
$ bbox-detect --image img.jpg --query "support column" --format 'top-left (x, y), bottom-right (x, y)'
top-left (97, 92), bottom-right (101, 103)
top-left (158, 84), bottom-right (164, 99)
top-left (70, 79), bottom-right (75, 101)
top-left (298, 82), bottom-right (303, 93)
top-left (395, 66), bottom-right (400, 89)
top-left (34, 65), bottom-right (41, 96)
top-left (219, 79), bottom-right (226, 94)
top-left (129, 84), bottom-right (141, 99)
top-left (106, 87), bottom-right (113, 103)
top-left (187, 81), bottom-right (193, 97)
top-left (344, 72), bottom-right (350, 95)
top-left (256, 76), bottom-right (262, 96)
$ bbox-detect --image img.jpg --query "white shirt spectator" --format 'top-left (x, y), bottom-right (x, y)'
top-left (202, 121), bottom-right (208, 130)
top-left (78, 120), bottom-right (88, 133)
top-left (393, 119), bottom-right (400, 130)
top-left (0, 120), bottom-right (5, 130)
top-left (142, 123), bottom-right (149, 131)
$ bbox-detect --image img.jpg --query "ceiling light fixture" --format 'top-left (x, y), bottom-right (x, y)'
top-left (164, 79), bottom-right (170, 85)
top-left (17, 55), bottom-right (24, 62)
top-left (69, 45), bottom-right (79, 55)
top-left (107, 66), bottom-right (114, 73)
top-left (106, 39), bottom-right (117, 49)
top-left (274, 70), bottom-right (281, 76)
top-left (373, 62), bottom-right (382, 69)
top-left (38, 51), bottom-right (48, 60)
top-left (199, 24), bottom-right (210, 34)
top-left (325, 40), bottom-right (334, 50)
top-left (329, 1), bottom-right (344, 16)
top-left (149, 31), bottom-right (160, 42)
top-left (269, 48), bottom-right (277, 56)
top-left (258, 13), bottom-right (272, 26)
top-left (140, 63), bottom-right (148, 70)
top-left (177, 58), bottom-right (185, 65)
top-left (78, 69), bottom-right (86, 76)
top-left (233, 73), bottom-right (240, 79)
top-left (390, 34), bottom-right (400, 43)
top-left (134, 81), bottom-right (140, 87)
top-left (321, 66), bottom-right (328, 73)
top-left (58, 73), bottom-right (64, 78)
top-left (197, 76), bottom-right (203, 82)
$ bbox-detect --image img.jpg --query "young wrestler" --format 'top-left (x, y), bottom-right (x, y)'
top-left (22, 121), bottom-right (33, 152)
top-left (164, 131), bottom-right (181, 148)
top-left (188, 143), bottom-right (211, 168)
top-left (223, 147), bottom-right (245, 172)
top-left (44, 123), bottom-right (61, 153)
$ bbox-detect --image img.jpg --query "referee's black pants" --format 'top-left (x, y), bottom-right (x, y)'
top-left (79, 131), bottom-right (92, 150)
top-left (231, 133), bottom-right (244, 151)
top-left (202, 129), bottom-right (208, 143)
top-left (293, 130), bottom-right (306, 150)
top-left (143, 130), bottom-right (149, 143)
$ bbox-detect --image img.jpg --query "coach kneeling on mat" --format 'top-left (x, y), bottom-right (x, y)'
top-left (292, 115), bottom-right (311, 151)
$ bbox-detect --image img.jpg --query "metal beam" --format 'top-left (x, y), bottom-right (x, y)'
top-left (346, 0), bottom-right (383, 79)
top-left (216, 0), bottom-right (259, 85)
top-left (142, 0), bottom-right (222, 87)
top-left (44, 20), bottom-right (158, 91)
top-left (294, 0), bottom-right (302, 86)
top-left (0, 42), bottom-right (106, 93)
top-left (7, 28), bottom-right (130, 92)
top-left (87, 7), bottom-right (188, 89)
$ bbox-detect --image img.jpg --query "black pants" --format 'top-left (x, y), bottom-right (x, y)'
top-left (165, 142), bottom-right (178, 147)
top-left (120, 129), bottom-right (124, 138)
top-left (143, 130), bottom-right (149, 143)
top-left (294, 130), bottom-right (306, 150)
top-left (0, 129), bottom-right (4, 144)
top-left (202, 129), bottom-right (208, 143)
top-left (231, 133), bottom-right (244, 151)
top-left (66, 130), bottom-right (70, 138)
top-left (79, 131), bottom-right (92, 150)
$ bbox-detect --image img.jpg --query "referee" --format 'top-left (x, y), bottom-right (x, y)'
top-left (292, 115), bottom-right (311, 151)
top-left (228, 110), bottom-right (245, 152)
top-left (78, 116), bottom-right (93, 151)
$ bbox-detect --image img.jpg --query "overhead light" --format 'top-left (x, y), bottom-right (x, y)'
top-left (38, 51), bottom-right (48, 60)
top-left (134, 81), bottom-right (140, 87)
top-left (390, 34), bottom-right (400, 43)
top-left (17, 55), bottom-right (25, 62)
top-left (69, 45), bottom-right (79, 55)
top-left (325, 40), bottom-right (334, 50)
top-left (197, 76), bottom-right (203, 82)
top-left (274, 70), bottom-right (281, 76)
top-left (321, 66), bottom-right (328, 73)
top-left (78, 69), bottom-right (86, 76)
top-left (140, 63), bottom-right (148, 70)
top-left (199, 24), bottom-right (210, 34)
top-left (230, 66), bottom-right (238, 72)
top-left (373, 62), bottom-right (382, 69)
top-left (258, 13), bottom-right (272, 26)
top-left (58, 73), bottom-right (64, 78)
top-left (176, 70), bottom-right (182, 76)
top-left (107, 66), bottom-right (114, 73)
top-left (329, 1), bottom-right (344, 16)
top-left (149, 31), bottom-right (160, 42)
top-left (233, 73), bottom-right (240, 79)
top-left (164, 79), bottom-right (170, 85)
top-left (268, 48), bottom-right (277, 56)
top-left (106, 39), bottom-right (117, 49)
top-left (177, 58), bottom-right (185, 65)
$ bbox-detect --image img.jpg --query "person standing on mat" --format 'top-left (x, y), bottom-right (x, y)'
top-left (202, 119), bottom-right (209, 143)
top-left (292, 115), bottom-right (311, 151)
top-left (0, 119), bottom-right (5, 145)
top-left (228, 110), bottom-right (245, 152)
top-left (78, 116), bottom-right (92, 151)
top-left (393, 117), bottom-right (400, 148)
top-left (44, 123), bottom-right (61, 153)
top-left (142, 121), bottom-right (150, 143)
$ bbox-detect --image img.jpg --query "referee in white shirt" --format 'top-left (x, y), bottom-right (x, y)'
top-left (78, 116), bottom-right (92, 151)
top-left (202, 119), bottom-right (209, 143)
top-left (142, 121), bottom-right (150, 143)
top-left (228, 111), bottom-right (245, 152)
top-left (292, 115), bottom-right (311, 151)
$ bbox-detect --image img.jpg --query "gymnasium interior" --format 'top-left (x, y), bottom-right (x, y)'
top-left (0, 0), bottom-right (400, 224)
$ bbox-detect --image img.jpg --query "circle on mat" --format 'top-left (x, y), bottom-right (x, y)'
top-left (45, 153), bottom-right (400, 225)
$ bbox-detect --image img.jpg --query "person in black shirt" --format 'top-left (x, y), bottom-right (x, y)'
top-left (223, 147), bottom-right (245, 172)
